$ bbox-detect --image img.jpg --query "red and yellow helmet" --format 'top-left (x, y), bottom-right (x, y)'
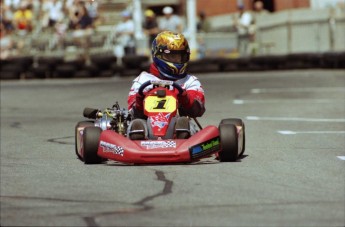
top-left (152, 31), bottom-right (190, 80)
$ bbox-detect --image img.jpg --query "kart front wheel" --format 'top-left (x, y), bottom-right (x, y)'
top-left (218, 123), bottom-right (238, 162)
top-left (75, 121), bottom-right (94, 160)
top-left (83, 126), bottom-right (103, 164)
top-left (219, 118), bottom-right (245, 156)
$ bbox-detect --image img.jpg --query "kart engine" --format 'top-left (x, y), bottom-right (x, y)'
top-left (94, 102), bottom-right (132, 136)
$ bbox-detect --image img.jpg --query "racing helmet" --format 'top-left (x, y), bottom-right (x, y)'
top-left (152, 31), bottom-right (190, 80)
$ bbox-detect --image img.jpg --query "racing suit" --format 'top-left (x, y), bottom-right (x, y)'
top-left (128, 63), bottom-right (205, 118)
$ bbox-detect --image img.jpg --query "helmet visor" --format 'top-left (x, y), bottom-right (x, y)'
top-left (161, 50), bottom-right (189, 64)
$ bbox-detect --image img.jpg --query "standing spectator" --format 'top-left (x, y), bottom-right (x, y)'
top-left (114, 10), bottom-right (135, 56)
top-left (253, 0), bottom-right (269, 17)
top-left (0, 23), bottom-right (15, 59)
top-left (85, 0), bottom-right (99, 25)
top-left (249, 0), bottom-right (270, 55)
top-left (69, 1), bottom-right (93, 31)
top-left (232, 4), bottom-right (253, 56)
top-left (69, 1), bottom-right (93, 61)
top-left (13, 2), bottom-right (33, 34)
top-left (54, 17), bottom-right (68, 49)
top-left (42, 0), bottom-right (63, 29)
top-left (143, 9), bottom-right (159, 48)
top-left (197, 11), bottom-right (211, 33)
top-left (196, 11), bottom-right (211, 59)
top-left (67, 0), bottom-right (81, 29)
top-left (0, 0), bottom-right (15, 32)
top-left (159, 6), bottom-right (183, 33)
top-left (4, 0), bottom-right (21, 10)
top-left (75, 3), bottom-right (93, 30)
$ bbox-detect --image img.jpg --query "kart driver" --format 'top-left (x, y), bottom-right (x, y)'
top-left (127, 31), bottom-right (205, 140)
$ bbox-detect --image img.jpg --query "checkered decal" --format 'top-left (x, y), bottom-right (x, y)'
top-left (100, 141), bottom-right (124, 156)
top-left (114, 146), bottom-right (124, 154)
top-left (163, 141), bottom-right (176, 148)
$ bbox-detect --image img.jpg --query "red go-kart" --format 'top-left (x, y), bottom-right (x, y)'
top-left (75, 80), bottom-right (245, 164)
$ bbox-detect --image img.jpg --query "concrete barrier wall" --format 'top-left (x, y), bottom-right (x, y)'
top-left (334, 17), bottom-right (345, 51)
top-left (207, 7), bottom-right (345, 56)
top-left (137, 8), bottom-right (345, 58)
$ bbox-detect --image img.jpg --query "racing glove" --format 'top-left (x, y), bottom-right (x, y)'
top-left (178, 90), bottom-right (190, 107)
top-left (178, 90), bottom-right (205, 118)
top-left (135, 92), bottom-right (144, 111)
top-left (179, 99), bottom-right (205, 118)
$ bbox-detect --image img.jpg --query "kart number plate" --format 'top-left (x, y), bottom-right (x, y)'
top-left (144, 95), bottom-right (176, 113)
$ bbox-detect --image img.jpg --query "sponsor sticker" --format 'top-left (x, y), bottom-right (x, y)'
top-left (141, 140), bottom-right (176, 149)
top-left (100, 141), bottom-right (124, 156)
top-left (150, 113), bottom-right (171, 129)
top-left (189, 137), bottom-right (220, 159)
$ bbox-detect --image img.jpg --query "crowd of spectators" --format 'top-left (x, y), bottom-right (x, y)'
top-left (0, 0), bottom-right (100, 60)
top-left (1, 0), bottom-right (100, 32)
top-left (1, 0), bottom-right (270, 61)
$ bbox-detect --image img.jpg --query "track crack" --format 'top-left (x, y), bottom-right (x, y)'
top-left (47, 136), bottom-right (74, 145)
top-left (133, 170), bottom-right (173, 207)
top-left (83, 169), bottom-right (173, 226)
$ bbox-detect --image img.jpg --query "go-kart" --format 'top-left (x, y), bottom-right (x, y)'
top-left (75, 80), bottom-right (245, 164)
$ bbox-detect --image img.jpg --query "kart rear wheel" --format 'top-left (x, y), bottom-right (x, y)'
top-left (75, 121), bottom-right (94, 160)
top-left (219, 118), bottom-right (245, 156)
top-left (218, 123), bottom-right (238, 162)
top-left (83, 126), bottom-right (103, 164)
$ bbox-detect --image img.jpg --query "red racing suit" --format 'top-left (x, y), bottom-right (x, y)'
top-left (128, 63), bottom-right (205, 118)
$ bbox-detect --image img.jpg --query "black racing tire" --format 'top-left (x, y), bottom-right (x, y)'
top-left (220, 118), bottom-right (243, 126)
top-left (218, 123), bottom-right (238, 162)
top-left (75, 121), bottom-right (94, 160)
top-left (83, 107), bottom-right (99, 119)
top-left (83, 126), bottom-right (103, 164)
top-left (219, 118), bottom-right (245, 156)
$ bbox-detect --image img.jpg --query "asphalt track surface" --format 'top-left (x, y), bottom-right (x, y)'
top-left (1, 69), bottom-right (344, 227)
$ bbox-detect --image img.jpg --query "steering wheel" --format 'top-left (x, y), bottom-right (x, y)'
top-left (138, 80), bottom-right (184, 97)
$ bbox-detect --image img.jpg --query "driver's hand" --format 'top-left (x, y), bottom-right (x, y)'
top-left (178, 90), bottom-right (189, 106)
top-left (135, 93), bottom-right (144, 110)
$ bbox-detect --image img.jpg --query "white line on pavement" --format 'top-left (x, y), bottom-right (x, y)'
top-left (251, 87), bottom-right (345, 94)
top-left (233, 99), bottom-right (337, 104)
top-left (247, 116), bottom-right (345, 123)
top-left (278, 130), bottom-right (345, 135)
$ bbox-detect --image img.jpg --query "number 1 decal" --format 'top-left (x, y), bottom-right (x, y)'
top-left (144, 96), bottom-right (176, 113)
top-left (153, 99), bottom-right (166, 109)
